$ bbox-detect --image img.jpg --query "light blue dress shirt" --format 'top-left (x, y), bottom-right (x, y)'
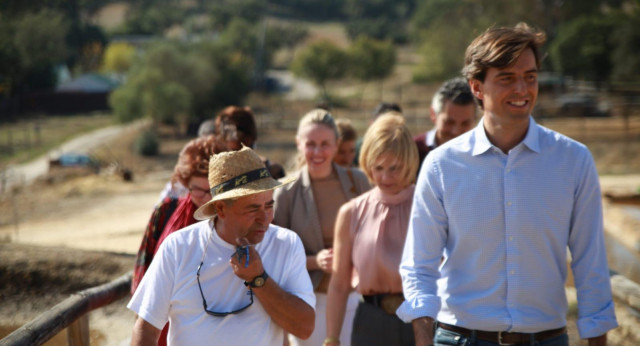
top-left (398, 117), bottom-right (618, 339)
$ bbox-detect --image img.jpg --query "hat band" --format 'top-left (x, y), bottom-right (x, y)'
top-left (210, 168), bottom-right (271, 198)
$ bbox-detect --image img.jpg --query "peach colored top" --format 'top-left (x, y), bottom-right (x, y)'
top-left (350, 185), bottom-right (415, 295)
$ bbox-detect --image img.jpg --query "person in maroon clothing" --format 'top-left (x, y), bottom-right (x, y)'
top-left (215, 105), bottom-right (286, 179)
top-left (131, 135), bottom-right (227, 346)
top-left (413, 77), bottom-right (477, 170)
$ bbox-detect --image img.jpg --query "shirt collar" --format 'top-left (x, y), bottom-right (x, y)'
top-left (472, 116), bottom-right (540, 156)
top-left (521, 116), bottom-right (540, 153)
top-left (472, 120), bottom-right (493, 156)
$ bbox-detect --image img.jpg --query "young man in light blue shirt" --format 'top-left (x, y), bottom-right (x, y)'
top-left (399, 23), bottom-right (617, 346)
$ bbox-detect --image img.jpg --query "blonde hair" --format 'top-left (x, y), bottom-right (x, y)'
top-left (295, 108), bottom-right (339, 169)
top-left (359, 112), bottom-right (418, 187)
top-left (296, 108), bottom-right (339, 139)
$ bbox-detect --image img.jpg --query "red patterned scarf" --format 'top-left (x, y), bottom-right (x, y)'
top-left (154, 194), bottom-right (198, 255)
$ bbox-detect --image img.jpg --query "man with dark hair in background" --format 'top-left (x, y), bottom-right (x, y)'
top-left (413, 77), bottom-right (476, 168)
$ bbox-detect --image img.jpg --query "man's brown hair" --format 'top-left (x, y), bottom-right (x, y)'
top-left (214, 106), bottom-right (258, 148)
top-left (335, 119), bottom-right (357, 142)
top-left (462, 23), bottom-right (546, 107)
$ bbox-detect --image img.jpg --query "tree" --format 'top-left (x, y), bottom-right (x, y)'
top-left (348, 36), bottom-right (395, 81)
top-left (409, 0), bottom-right (548, 82)
top-left (217, 18), bottom-right (258, 58)
top-left (109, 42), bottom-right (212, 127)
top-left (109, 40), bottom-right (253, 133)
top-left (208, 0), bottom-right (266, 30)
top-left (67, 23), bottom-right (108, 73)
top-left (13, 9), bottom-right (69, 72)
top-left (115, 4), bottom-right (185, 35)
top-left (102, 42), bottom-right (136, 75)
top-left (264, 23), bottom-right (308, 67)
top-left (0, 15), bottom-right (20, 96)
top-left (265, 0), bottom-right (343, 20)
top-left (109, 82), bottom-right (143, 123)
top-left (207, 50), bottom-right (253, 113)
top-left (610, 11), bottom-right (640, 82)
top-left (343, 0), bottom-right (415, 42)
top-left (549, 16), bottom-right (615, 86)
top-left (143, 81), bottom-right (192, 125)
top-left (291, 40), bottom-right (348, 101)
top-left (0, 9), bottom-right (70, 94)
top-left (348, 36), bottom-right (395, 100)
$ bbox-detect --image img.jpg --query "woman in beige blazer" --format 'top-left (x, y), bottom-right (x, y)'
top-left (274, 109), bottom-right (370, 346)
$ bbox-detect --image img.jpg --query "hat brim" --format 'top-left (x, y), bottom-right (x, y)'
top-left (193, 175), bottom-right (296, 221)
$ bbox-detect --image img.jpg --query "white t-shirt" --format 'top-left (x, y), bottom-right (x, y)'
top-left (128, 220), bottom-right (316, 346)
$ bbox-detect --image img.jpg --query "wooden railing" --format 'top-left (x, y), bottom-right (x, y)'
top-left (0, 271), bottom-right (132, 346)
top-left (610, 271), bottom-right (640, 343)
top-left (611, 271), bottom-right (640, 312)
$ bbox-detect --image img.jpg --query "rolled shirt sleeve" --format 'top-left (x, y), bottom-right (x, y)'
top-left (398, 156), bottom-right (447, 322)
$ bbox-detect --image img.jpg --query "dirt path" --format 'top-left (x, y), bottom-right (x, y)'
top-left (3, 120), bottom-right (148, 191)
top-left (5, 173), bottom-right (164, 254)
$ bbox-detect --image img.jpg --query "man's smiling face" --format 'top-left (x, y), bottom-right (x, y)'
top-left (471, 48), bottom-right (538, 123)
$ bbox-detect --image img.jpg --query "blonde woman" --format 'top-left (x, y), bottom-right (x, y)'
top-left (273, 109), bottom-right (371, 346)
top-left (325, 113), bottom-right (418, 346)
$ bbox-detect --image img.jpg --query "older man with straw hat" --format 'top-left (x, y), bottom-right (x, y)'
top-left (128, 147), bottom-right (316, 346)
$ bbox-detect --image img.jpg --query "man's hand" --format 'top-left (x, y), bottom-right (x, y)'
top-left (229, 245), bottom-right (264, 282)
top-left (316, 248), bottom-right (333, 273)
top-left (588, 334), bottom-right (607, 346)
top-left (230, 245), bottom-right (314, 339)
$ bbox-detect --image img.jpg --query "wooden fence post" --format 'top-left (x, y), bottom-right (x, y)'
top-left (66, 314), bottom-right (89, 346)
top-left (0, 271), bottom-right (131, 346)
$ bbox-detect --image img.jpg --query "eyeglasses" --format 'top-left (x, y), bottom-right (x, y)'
top-left (189, 185), bottom-right (211, 199)
top-left (196, 231), bottom-right (253, 317)
top-left (196, 262), bottom-right (253, 317)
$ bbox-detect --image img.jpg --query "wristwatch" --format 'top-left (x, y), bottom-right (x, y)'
top-left (244, 271), bottom-right (269, 288)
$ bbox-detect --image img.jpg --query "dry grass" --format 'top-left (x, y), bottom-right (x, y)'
top-left (0, 113), bottom-right (114, 166)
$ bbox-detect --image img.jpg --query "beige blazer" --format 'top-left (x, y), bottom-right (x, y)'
top-left (273, 163), bottom-right (371, 288)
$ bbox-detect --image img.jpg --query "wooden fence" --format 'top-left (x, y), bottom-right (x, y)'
top-left (0, 271), bottom-right (132, 346)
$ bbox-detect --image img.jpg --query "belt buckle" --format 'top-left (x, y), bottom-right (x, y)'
top-left (498, 331), bottom-right (514, 346)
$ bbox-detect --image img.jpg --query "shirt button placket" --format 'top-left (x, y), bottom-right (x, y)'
top-left (504, 160), bottom-right (516, 323)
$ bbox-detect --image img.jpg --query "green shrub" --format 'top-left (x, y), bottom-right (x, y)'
top-left (110, 85), bottom-right (143, 123)
top-left (134, 130), bottom-right (159, 157)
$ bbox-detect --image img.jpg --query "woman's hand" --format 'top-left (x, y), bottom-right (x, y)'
top-left (316, 248), bottom-right (334, 273)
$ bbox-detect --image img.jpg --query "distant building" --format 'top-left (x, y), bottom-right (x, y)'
top-left (56, 73), bottom-right (120, 93)
top-left (14, 73), bottom-right (122, 115)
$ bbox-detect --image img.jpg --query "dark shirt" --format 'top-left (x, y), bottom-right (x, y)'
top-left (413, 130), bottom-right (437, 174)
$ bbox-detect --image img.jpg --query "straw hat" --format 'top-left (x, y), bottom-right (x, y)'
top-left (193, 146), bottom-right (295, 220)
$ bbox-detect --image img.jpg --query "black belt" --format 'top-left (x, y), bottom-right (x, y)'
top-left (362, 293), bottom-right (404, 315)
top-left (438, 322), bottom-right (566, 345)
